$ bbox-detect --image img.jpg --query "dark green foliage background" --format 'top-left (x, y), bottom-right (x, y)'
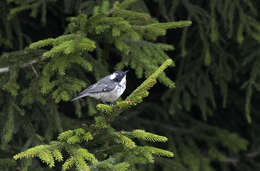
top-left (1, 0), bottom-right (260, 170)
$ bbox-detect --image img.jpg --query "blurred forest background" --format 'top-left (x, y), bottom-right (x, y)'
top-left (0, 0), bottom-right (260, 171)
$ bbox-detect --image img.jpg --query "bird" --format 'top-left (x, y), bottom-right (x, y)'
top-left (71, 70), bottom-right (128, 103)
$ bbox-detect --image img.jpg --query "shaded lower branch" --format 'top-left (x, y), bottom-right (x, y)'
top-left (0, 49), bottom-right (46, 74)
top-left (0, 59), bottom-right (40, 73)
top-left (222, 147), bottom-right (260, 166)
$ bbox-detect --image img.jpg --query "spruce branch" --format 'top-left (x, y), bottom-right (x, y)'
top-left (140, 146), bottom-right (174, 157)
top-left (0, 53), bottom-right (44, 74)
top-left (121, 129), bottom-right (168, 142)
top-left (96, 59), bottom-right (174, 121)
top-left (13, 141), bottom-right (63, 168)
top-left (114, 132), bottom-right (136, 149)
top-left (0, 49), bottom-right (45, 73)
top-left (116, 0), bottom-right (138, 9)
top-left (221, 147), bottom-right (260, 166)
top-left (13, 59), bottom-right (174, 170)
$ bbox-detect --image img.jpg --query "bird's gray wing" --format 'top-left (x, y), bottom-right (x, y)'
top-left (79, 79), bottom-right (117, 95)
top-left (71, 76), bottom-right (116, 101)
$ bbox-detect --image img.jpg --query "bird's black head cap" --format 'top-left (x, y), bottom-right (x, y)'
top-left (111, 70), bottom-right (128, 82)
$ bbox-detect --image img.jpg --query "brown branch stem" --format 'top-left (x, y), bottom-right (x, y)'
top-left (0, 59), bottom-right (40, 73)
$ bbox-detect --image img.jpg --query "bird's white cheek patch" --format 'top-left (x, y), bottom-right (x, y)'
top-left (119, 76), bottom-right (126, 86)
top-left (110, 73), bottom-right (117, 80)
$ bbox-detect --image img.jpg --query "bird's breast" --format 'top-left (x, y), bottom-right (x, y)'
top-left (98, 83), bottom-right (126, 103)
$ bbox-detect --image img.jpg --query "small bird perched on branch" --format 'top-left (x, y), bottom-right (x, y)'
top-left (71, 70), bottom-right (128, 103)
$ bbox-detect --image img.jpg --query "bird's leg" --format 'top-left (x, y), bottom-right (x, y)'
top-left (102, 101), bottom-right (110, 105)
top-left (102, 101), bottom-right (115, 105)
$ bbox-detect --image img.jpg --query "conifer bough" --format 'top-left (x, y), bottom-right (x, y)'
top-left (13, 59), bottom-right (174, 170)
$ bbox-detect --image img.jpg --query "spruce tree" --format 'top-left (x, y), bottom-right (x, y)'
top-left (1, 0), bottom-right (260, 171)
top-left (0, 0), bottom-right (190, 170)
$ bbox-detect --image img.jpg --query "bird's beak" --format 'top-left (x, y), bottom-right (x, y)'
top-left (124, 70), bottom-right (129, 74)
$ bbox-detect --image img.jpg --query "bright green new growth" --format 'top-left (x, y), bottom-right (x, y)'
top-left (128, 129), bottom-right (168, 142)
top-left (13, 59), bottom-right (174, 170)
top-left (3, 0), bottom-right (189, 104)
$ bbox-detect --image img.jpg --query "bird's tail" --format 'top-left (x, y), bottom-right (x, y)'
top-left (71, 94), bottom-right (87, 101)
